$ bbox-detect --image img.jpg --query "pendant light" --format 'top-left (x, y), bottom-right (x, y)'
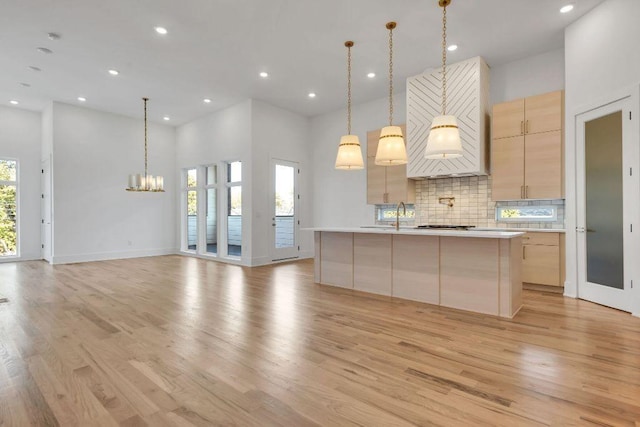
top-left (375, 22), bottom-right (407, 166)
top-left (424, 0), bottom-right (463, 159)
top-left (126, 97), bottom-right (165, 192)
top-left (335, 41), bottom-right (364, 170)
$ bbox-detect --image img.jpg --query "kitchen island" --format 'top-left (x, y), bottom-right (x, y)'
top-left (312, 228), bottom-right (524, 318)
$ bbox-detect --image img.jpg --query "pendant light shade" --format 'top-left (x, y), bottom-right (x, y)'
top-left (376, 125), bottom-right (407, 165)
top-left (335, 41), bottom-right (364, 170)
top-left (425, 115), bottom-right (463, 159)
top-left (375, 22), bottom-right (407, 166)
top-left (425, 0), bottom-right (463, 160)
top-left (126, 97), bottom-right (165, 192)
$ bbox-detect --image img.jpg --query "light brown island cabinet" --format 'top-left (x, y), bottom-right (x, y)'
top-left (522, 232), bottom-right (566, 287)
top-left (491, 90), bottom-right (564, 200)
top-left (367, 125), bottom-right (415, 205)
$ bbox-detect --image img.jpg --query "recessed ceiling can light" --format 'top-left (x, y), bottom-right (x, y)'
top-left (155, 26), bottom-right (168, 35)
top-left (108, 69), bottom-right (119, 76)
top-left (367, 72), bottom-right (376, 78)
top-left (10, 100), bottom-right (19, 105)
top-left (560, 4), bottom-right (574, 13)
top-left (28, 66), bottom-right (42, 72)
top-left (447, 44), bottom-right (458, 52)
top-left (163, 116), bottom-right (170, 121)
top-left (203, 98), bottom-right (212, 103)
top-left (19, 82), bottom-right (31, 87)
top-left (37, 47), bottom-right (53, 54)
top-left (308, 92), bottom-right (316, 98)
top-left (77, 96), bottom-right (86, 102)
top-left (259, 71), bottom-right (269, 78)
top-left (47, 32), bottom-right (61, 40)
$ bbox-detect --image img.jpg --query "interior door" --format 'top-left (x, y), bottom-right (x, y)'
top-left (41, 158), bottom-right (52, 262)
top-left (576, 96), bottom-right (637, 311)
top-left (271, 159), bottom-right (299, 261)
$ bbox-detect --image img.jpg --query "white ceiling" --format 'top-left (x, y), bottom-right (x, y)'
top-left (1, 0), bottom-right (604, 125)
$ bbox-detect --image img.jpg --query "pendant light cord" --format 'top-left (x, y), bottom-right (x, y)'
top-left (143, 97), bottom-right (148, 181)
top-left (441, 4), bottom-right (448, 116)
top-left (347, 43), bottom-right (352, 135)
top-left (388, 24), bottom-right (394, 126)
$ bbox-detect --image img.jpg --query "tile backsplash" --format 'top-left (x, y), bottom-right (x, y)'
top-left (414, 175), bottom-right (565, 229)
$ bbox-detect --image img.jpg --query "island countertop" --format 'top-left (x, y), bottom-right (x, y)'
top-left (306, 227), bottom-right (524, 239)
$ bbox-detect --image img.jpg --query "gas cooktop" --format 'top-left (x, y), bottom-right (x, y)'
top-left (416, 225), bottom-right (476, 230)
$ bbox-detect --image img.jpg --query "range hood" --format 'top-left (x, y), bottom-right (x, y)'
top-left (406, 56), bottom-right (490, 178)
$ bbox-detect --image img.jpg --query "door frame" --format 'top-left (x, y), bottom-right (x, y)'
top-left (41, 157), bottom-right (52, 262)
top-left (574, 88), bottom-right (639, 313)
top-left (270, 158), bottom-right (299, 262)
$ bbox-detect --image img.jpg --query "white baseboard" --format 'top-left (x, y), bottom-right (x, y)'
top-left (52, 248), bottom-right (178, 265)
top-left (563, 281), bottom-right (577, 298)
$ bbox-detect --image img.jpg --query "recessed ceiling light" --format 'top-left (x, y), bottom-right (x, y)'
top-left (19, 82), bottom-right (31, 87)
top-left (28, 66), bottom-right (42, 72)
top-left (259, 72), bottom-right (269, 78)
top-left (9, 100), bottom-right (19, 105)
top-left (203, 98), bottom-right (212, 103)
top-left (77, 96), bottom-right (86, 102)
top-left (37, 47), bottom-right (53, 54)
top-left (108, 69), bottom-right (119, 76)
top-left (367, 72), bottom-right (376, 78)
top-left (447, 44), bottom-right (458, 52)
top-left (560, 4), bottom-right (574, 13)
top-left (163, 116), bottom-right (170, 121)
top-left (155, 26), bottom-right (168, 35)
top-left (47, 32), bottom-right (61, 41)
top-left (308, 92), bottom-right (316, 98)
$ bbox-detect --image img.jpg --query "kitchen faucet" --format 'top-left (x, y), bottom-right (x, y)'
top-left (395, 201), bottom-right (406, 231)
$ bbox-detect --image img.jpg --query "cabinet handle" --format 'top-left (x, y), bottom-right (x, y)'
top-left (520, 185), bottom-right (524, 199)
top-left (526, 120), bottom-right (530, 134)
top-left (523, 246), bottom-right (526, 260)
top-left (525, 185), bottom-right (529, 199)
top-left (521, 120), bottom-right (524, 135)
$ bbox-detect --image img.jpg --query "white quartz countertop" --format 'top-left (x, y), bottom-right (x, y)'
top-left (307, 227), bottom-right (525, 239)
top-left (475, 227), bottom-right (566, 233)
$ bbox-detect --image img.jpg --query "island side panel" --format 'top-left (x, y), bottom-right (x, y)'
top-left (320, 232), bottom-right (354, 289)
top-left (440, 237), bottom-right (500, 316)
top-left (353, 233), bottom-right (392, 295)
top-left (502, 236), bottom-right (523, 317)
top-left (392, 234), bottom-right (440, 304)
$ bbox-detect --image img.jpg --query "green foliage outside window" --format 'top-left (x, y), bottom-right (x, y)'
top-left (0, 160), bottom-right (17, 255)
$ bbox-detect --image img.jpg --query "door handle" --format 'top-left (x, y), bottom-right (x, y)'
top-left (587, 228), bottom-right (595, 232)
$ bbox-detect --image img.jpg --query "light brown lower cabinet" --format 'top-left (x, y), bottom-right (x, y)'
top-left (522, 232), bottom-right (565, 287)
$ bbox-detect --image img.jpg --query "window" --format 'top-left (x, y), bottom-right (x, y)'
top-left (205, 165), bottom-right (217, 255)
top-left (496, 205), bottom-right (557, 222)
top-left (185, 168), bottom-right (198, 251)
top-left (376, 204), bottom-right (416, 224)
top-left (226, 161), bottom-right (242, 257)
top-left (0, 159), bottom-right (18, 257)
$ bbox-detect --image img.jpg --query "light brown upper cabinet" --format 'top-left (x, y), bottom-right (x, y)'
top-left (491, 90), bottom-right (564, 200)
top-left (367, 125), bottom-right (415, 205)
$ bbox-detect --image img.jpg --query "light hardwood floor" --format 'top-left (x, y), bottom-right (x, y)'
top-left (0, 256), bottom-right (639, 426)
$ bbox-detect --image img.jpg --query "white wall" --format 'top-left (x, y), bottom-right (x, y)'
top-left (490, 48), bottom-right (565, 105)
top-left (564, 0), bottom-right (640, 314)
top-left (0, 106), bottom-right (42, 261)
top-left (251, 99), bottom-right (312, 264)
top-left (175, 100), bottom-right (253, 263)
top-left (50, 102), bottom-right (176, 263)
top-left (311, 92), bottom-right (407, 227)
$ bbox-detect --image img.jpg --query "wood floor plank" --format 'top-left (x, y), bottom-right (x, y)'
top-left (0, 256), bottom-right (639, 426)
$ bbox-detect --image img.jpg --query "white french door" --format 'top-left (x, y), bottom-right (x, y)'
top-left (576, 95), bottom-right (638, 312)
top-left (270, 159), bottom-right (299, 261)
top-left (41, 158), bottom-right (52, 262)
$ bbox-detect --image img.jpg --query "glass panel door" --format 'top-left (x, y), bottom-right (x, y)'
top-left (271, 159), bottom-right (298, 261)
top-left (576, 96), bottom-right (637, 312)
top-left (227, 162), bottom-right (242, 257)
top-left (185, 168), bottom-right (198, 252)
